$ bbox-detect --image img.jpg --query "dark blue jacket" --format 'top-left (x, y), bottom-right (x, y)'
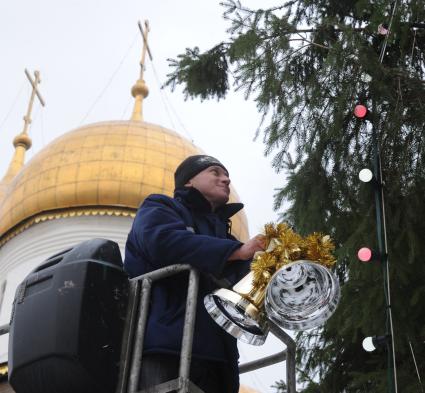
top-left (124, 187), bottom-right (250, 393)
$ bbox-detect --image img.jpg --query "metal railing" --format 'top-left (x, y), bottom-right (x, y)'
top-left (116, 264), bottom-right (296, 393)
top-left (0, 264), bottom-right (297, 393)
top-left (0, 324), bottom-right (9, 336)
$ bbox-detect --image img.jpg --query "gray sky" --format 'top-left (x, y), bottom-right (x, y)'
top-left (0, 1), bottom-right (291, 391)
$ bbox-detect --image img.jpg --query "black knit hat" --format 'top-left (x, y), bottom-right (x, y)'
top-left (174, 155), bottom-right (228, 189)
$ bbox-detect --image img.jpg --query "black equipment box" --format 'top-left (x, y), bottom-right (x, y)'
top-left (8, 238), bottom-right (129, 393)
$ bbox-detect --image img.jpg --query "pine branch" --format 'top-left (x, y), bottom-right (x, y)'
top-left (166, 3), bottom-right (425, 389)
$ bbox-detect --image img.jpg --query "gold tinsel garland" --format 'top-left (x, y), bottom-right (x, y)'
top-left (251, 223), bottom-right (336, 287)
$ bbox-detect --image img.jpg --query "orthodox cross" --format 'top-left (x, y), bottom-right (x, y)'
top-left (0, 70), bottom-right (45, 183)
top-left (21, 69), bottom-right (45, 136)
top-left (137, 20), bottom-right (153, 80)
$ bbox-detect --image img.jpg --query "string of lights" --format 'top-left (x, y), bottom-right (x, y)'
top-left (354, 1), bottom-right (425, 392)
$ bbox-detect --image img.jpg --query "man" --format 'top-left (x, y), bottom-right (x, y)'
top-left (124, 155), bottom-right (264, 393)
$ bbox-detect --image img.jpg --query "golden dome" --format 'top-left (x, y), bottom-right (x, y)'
top-left (0, 120), bottom-right (249, 243)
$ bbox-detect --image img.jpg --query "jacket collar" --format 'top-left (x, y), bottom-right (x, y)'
top-left (174, 187), bottom-right (244, 220)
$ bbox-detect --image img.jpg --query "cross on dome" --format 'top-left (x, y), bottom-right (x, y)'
top-left (131, 20), bottom-right (152, 121)
top-left (0, 69), bottom-right (45, 189)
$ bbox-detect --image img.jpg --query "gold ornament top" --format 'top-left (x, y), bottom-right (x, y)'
top-left (251, 223), bottom-right (336, 287)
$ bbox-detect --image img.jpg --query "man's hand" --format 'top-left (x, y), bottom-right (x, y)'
top-left (228, 235), bottom-right (266, 261)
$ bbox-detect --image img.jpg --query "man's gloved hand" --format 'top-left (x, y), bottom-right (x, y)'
top-left (228, 235), bottom-right (265, 261)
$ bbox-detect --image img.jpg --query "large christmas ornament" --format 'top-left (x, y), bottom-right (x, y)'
top-left (204, 223), bottom-right (340, 345)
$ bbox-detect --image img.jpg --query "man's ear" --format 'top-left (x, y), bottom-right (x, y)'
top-left (184, 180), bottom-right (193, 187)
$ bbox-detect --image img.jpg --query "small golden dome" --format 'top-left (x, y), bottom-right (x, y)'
top-left (131, 79), bottom-right (149, 98)
top-left (13, 133), bottom-right (32, 149)
top-left (0, 120), bottom-right (249, 243)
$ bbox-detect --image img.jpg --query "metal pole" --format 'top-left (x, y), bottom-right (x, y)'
top-left (115, 280), bottom-right (141, 393)
top-left (269, 322), bottom-right (297, 393)
top-left (178, 268), bottom-right (200, 393)
top-left (372, 115), bottom-right (397, 393)
top-left (128, 278), bottom-right (152, 393)
top-left (239, 350), bottom-right (288, 374)
top-left (372, 4), bottom-right (400, 389)
top-left (0, 324), bottom-right (9, 335)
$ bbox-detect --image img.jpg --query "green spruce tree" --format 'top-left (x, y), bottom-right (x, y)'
top-left (166, 1), bottom-right (425, 392)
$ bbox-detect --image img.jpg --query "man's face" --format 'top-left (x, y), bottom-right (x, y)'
top-left (185, 165), bottom-right (230, 209)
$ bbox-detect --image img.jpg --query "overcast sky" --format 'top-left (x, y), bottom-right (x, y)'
top-left (0, 1), bottom-right (292, 391)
